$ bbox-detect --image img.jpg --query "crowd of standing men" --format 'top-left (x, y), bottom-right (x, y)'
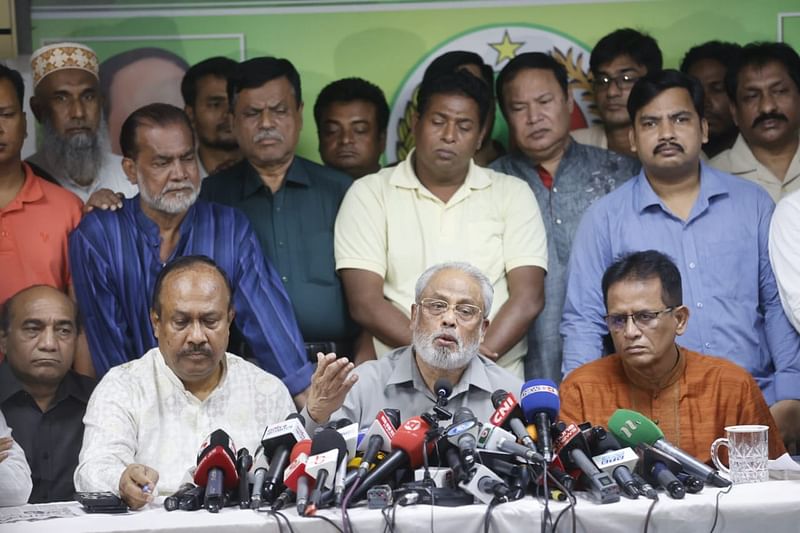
top-left (1, 28), bottom-right (799, 508)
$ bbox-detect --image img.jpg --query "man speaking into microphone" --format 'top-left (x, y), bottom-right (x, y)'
top-left (559, 250), bottom-right (785, 462)
top-left (74, 256), bottom-right (295, 509)
top-left (301, 262), bottom-right (522, 431)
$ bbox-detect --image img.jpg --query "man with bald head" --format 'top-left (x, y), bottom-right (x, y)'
top-left (75, 255), bottom-right (294, 509)
top-left (302, 262), bottom-right (522, 432)
top-left (0, 285), bottom-right (95, 503)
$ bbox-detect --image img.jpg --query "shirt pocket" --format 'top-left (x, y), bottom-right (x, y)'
top-left (305, 230), bottom-right (338, 286)
top-left (704, 239), bottom-right (753, 300)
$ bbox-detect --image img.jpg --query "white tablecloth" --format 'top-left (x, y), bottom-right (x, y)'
top-left (3, 480), bottom-right (800, 533)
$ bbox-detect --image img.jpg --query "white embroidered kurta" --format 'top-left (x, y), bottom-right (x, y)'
top-left (74, 348), bottom-right (294, 495)
top-left (0, 412), bottom-right (32, 506)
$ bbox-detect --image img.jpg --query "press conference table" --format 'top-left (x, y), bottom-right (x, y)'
top-left (4, 480), bottom-right (800, 533)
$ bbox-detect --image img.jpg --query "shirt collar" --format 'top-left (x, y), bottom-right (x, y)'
top-left (131, 196), bottom-right (198, 248)
top-left (633, 162), bottom-right (729, 214)
top-left (622, 344), bottom-right (687, 392)
top-left (241, 156), bottom-right (308, 198)
top-left (726, 134), bottom-right (759, 174)
top-left (0, 363), bottom-right (93, 406)
top-left (389, 149), bottom-right (491, 194)
top-left (384, 346), bottom-right (494, 396)
top-left (154, 347), bottom-right (229, 402)
top-left (1, 163), bottom-right (45, 214)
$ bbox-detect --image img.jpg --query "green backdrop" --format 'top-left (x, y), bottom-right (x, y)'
top-left (30, 0), bottom-right (800, 161)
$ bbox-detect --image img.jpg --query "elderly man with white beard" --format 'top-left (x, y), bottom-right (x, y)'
top-left (27, 42), bottom-right (137, 203)
top-left (68, 103), bottom-right (313, 404)
top-left (301, 262), bottom-right (523, 431)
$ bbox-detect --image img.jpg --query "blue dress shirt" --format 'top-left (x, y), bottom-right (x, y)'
top-left (560, 163), bottom-right (800, 405)
top-left (68, 197), bottom-right (312, 395)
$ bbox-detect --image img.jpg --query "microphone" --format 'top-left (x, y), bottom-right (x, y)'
top-left (632, 472), bottom-right (658, 500)
top-left (518, 380), bottom-right (559, 462)
top-left (164, 483), bottom-right (195, 511)
top-left (357, 409), bottom-right (399, 480)
top-left (193, 429), bottom-right (239, 513)
top-left (337, 422), bottom-right (360, 459)
top-left (445, 407), bottom-right (482, 473)
top-left (278, 439), bottom-right (313, 512)
top-left (434, 378), bottom-right (452, 407)
top-left (476, 424), bottom-right (544, 463)
top-left (237, 448), bottom-right (253, 509)
top-left (179, 485), bottom-right (206, 511)
top-left (608, 409), bottom-right (731, 488)
top-left (677, 472), bottom-right (704, 494)
top-left (460, 463), bottom-right (510, 504)
top-left (352, 415), bottom-right (434, 501)
top-left (636, 443), bottom-right (685, 499)
top-left (587, 427), bottom-right (639, 499)
top-left (552, 423), bottom-right (620, 504)
top-left (306, 428), bottom-right (348, 513)
top-left (260, 413), bottom-right (310, 502)
top-left (249, 448), bottom-right (270, 509)
top-left (489, 390), bottom-right (539, 453)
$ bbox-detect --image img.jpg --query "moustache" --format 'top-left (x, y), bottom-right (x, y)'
top-left (177, 345), bottom-right (214, 358)
top-left (653, 142), bottom-right (684, 155)
top-left (752, 112), bottom-right (788, 129)
top-left (253, 129), bottom-right (284, 143)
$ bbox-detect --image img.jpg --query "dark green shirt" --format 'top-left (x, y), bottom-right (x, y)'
top-left (201, 156), bottom-right (356, 342)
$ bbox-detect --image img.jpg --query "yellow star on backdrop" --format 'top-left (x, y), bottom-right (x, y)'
top-left (489, 30), bottom-right (524, 65)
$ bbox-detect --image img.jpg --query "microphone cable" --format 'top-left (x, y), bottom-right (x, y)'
top-left (482, 496), bottom-right (502, 533)
top-left (707, 483), bottom-right (733, 533)
top-left (255, 508), bottom-right (295, 533)
top-left (642, 494), bottom-right (659, 533)
top-left (548, 468), bottom-right (577, 533)
top-left (340, 476), bottom-right (362, 533)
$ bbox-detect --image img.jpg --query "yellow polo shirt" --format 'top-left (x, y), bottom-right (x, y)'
top-left (710, 134), bottom-right (800, 202)
top-left (334, 151), bottom-right (548, 377)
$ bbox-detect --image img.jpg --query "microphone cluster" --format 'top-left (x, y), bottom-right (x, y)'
top-left (168, 382), bottom-right (732, 516)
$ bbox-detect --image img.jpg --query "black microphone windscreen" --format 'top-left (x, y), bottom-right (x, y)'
top-left (490, 389), bottom-right (508, 408)
top-left (385, 409), bottom-right (401, 428)
top-left (310, 428), bottom-right (348, 457)
top-left (287, 412), bottom-right (306, 425)
top-left (434, 378), bottom-right (453, 398)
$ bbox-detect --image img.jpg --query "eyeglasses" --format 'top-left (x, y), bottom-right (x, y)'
top-left (604, 307), bottom-right (675, 332)
top-left (418, 298), bottom-right (483, 322)
top-left (593, 73), bottom-right (640, 91)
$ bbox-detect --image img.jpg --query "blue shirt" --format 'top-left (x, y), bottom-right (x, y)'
top-left (68, 197), bottom-right (313, 395)
top-left (561, 163), bottom-right (800, 405)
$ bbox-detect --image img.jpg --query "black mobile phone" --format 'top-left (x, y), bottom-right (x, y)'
top-left (75, 491), bottom-right (130, 513)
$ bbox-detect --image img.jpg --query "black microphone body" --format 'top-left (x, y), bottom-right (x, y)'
top-left (677, 472), bottom-right (704, 494)
top-left (308, 470), bottom-right (329, 512)
top-left (204, 467), bottom-right (225, 512)
top-left (272, 488), bottom-right (295, 511)
top-left (237, 448), bottom-right (252, 509)
top-left (164, 483), bottom-right (195, 511)
top-left (632, 472), bottom-right (658, 500)
top-left (352, 448), bottom-right (408, 500)
top-left (553, 423), bottom-right (619, 504)
top-left (263, 446), bottom-right (290, 501)
top-left (359, 434), bottom-right (384, 479)
top-left (179, 485), bottom-right (206, 511)
top-left (638, 444), bottom-right (685, 499)
top-left (534, 411), bottom-right (553, 461)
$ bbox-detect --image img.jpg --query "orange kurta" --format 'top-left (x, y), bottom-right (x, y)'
top-left (559, 346), bottom-right (786, 462)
